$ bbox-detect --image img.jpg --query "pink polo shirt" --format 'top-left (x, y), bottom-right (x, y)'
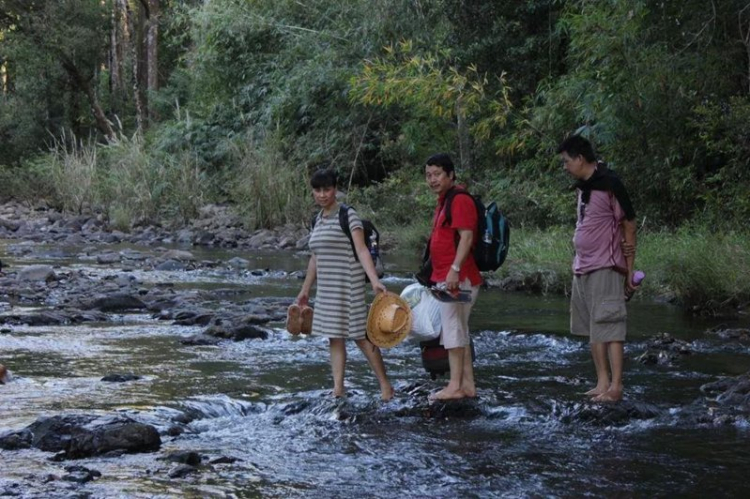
top-left (573, 189), bottom-right (627, 276)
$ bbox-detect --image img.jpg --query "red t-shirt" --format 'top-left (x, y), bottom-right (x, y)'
top-left (429, 189), bottom-right (483, 286)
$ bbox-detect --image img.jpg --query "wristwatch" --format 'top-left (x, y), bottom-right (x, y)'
top-left (450, 264), bottom-right (461, 273)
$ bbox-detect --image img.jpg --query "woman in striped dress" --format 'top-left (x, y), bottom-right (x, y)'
top-left (296, 169), bottom-right (394, 401)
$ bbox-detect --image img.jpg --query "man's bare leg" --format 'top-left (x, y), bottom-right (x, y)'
top-left (355, 339), bottom-right (394, 401)
top-left (430, 347), bottom-right (467, 400)
top-left (585, 342), bottom-right (610, 396)
top-left (595, 341), bottom-right (624, 402)
top-left (459, 345), bottom-right (476, 397)
top-left (329, 338), bottom-right (346, 397)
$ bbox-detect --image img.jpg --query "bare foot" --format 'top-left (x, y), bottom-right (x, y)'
top-left (381, 385), bottom-right (395, 402)
top-left (460, 387), bottom-right (477, 398)
top-left (593, 388), bottom-right (622, 403)
top-left (584, 385), bottom-right (609, 397)
top-left (429, 387), bottom-right (466, 401)
top-left (332, 388), bottom-right (346, 398)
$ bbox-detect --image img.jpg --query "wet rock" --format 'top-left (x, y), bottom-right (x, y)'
top-left (62, 465), bottom-right (101, 484)
top-left (0, 217), bottom-right (20, 231)
top-left (96, 253), bottom-right (121, 264)
top-left (17, 265), bottom-right (57, 283)
top-left (23, 414), bottom-right (161, 459)
top-left (706, 325), bottom-right (750, 342)
top-left (162, 249), bottom-right (195, 261)
top-left (101, 373), bottom-right (142, 383)
top-left (0, 429), bottom-right (33, 450)
top-left (554, 400), bottom-right (661, 426)
top-left (0, 310), bottom-right (76, 326)
top-left (637, 333), bottom-right (692, 366)
top-left (168, 464), bottom-right (198, 479)
top-left (209, 456), bottom-right (240, 465)
top-left (81, 294), bottom-right (147, 312)
top-left (227, 257), bottom-right (249, 269)
top-left (155, 259), bottom-right (186, 271)
top-left (159, 451), bottom-right (202, 466)
top-left (180, 334), bottom-right (222, 346)
top-left (173, 310), bottom-right (215, 326)
top-left (204, 322), bottom-right (269, 341)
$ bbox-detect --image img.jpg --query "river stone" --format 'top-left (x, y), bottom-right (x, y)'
top-left (168, 464), bottom-right (198, 479)
top-left (180, 334), bottom-right (222, 346)
top-left (155, 259), bottom-right (186, 271)
top-left (162, 249), bottom-right (195, 261)
top-left (556, 400), bottom-right (662, 426)
top-left (62, 465), bottom-right (101, 484)
top-left (159, 451), bottom-right (202, 466)
top-left (25, 414), bottom-right (161, 458)
top-left (96, 253), bottom-right (121, 264)
top-left (101, 374), bottom-right (142, 383)
top-left (227, 257), bottom-right (249, 269)
top-left (82, 294), bottom-right (147, 312)
top-left (706, 326), bottom-right (750, 341)
top-left (0, 217), bottom-right (20, 231)
top-left (17, 265), bottom-right (57, 283)
top-left (0, 428), bottom-right (33, 450)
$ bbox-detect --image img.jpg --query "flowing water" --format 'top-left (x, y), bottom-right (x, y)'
top-left (1, 245), bottom-right (750, 498)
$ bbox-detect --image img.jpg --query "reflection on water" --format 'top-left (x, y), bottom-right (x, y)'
top-left (1, 248), bottom-right (750, 497)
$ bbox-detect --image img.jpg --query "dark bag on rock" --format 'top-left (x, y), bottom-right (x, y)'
top-left (420, 337), bottom-right (476, 380)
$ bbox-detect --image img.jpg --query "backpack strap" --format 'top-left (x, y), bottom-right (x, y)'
top-left (338, 203), bottom-right (359, 260)
top-left (441, 188), bottom-right (473, 227)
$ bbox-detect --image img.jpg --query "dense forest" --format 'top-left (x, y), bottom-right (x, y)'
top-left (1, 0), bottom-right (749, 233)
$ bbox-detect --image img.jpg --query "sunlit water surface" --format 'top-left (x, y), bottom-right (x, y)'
top-left (1, 245), bottom-right (750, 497)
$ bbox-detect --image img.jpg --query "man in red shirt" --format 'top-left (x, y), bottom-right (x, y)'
top-left (424, 153), bottom-right (483, 400)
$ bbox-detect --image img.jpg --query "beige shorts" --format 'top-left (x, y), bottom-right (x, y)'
top-left (439, 279), bottom-right (480, 349)
top-left (570, 268), bottom-right (627, 343)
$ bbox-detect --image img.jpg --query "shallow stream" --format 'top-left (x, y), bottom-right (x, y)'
top-left (1, 245), bottom-right (750, 497)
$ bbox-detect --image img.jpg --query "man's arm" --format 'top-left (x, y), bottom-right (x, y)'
top-left (446, 228), bottom-right (473, 290)
top-left (621, 218), bottom-right (637, 291)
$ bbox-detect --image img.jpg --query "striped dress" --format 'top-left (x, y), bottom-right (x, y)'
top-left (309, 205), bottom-right (367, 340)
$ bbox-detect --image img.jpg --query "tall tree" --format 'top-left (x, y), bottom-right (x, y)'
top-left (0, 0), bottom-right (115, 142)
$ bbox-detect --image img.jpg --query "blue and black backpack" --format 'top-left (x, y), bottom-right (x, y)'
top-left (442, 188), bottom-right (510, 272)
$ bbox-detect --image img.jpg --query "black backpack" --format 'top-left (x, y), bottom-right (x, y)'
top-left (311, 204), bottom-right (385, 279)
top-left (444, 190), bottom-right (510, 272)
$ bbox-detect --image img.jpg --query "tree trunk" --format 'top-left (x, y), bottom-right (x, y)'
top-left (456, 95), bottom-right (474, 171)
top-left (109, 0), bottom-right (128, 95)
top-left (61, 59), bottom-right (116, 142)
top-left (128, 0), bottom-right (148, 130)
top-left (146, 0), bottom-right (159, 121)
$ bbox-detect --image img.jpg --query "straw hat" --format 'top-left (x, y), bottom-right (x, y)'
top-left (366, 292), bottom-right (412, 348)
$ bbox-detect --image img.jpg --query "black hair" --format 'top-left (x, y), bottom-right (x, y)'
top-left (556, 135), bottom-right (597, 163)
top-left (425, 153), bottom-right (455, 179)
top-left (310, 168), bottom-right (338, 189)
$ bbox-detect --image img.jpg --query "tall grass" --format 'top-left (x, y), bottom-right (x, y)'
top-left (227, 137), bottom-right (311, 230)
top-left (47, 131), bottom-right (98, 213)
top-left (638, 228), bottom-right (750, 314)
top-left (489, 225), bottom-right (750, 314)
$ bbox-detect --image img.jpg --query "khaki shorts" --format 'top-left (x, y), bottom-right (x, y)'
top-left (570, 268), bottom-right (627, 343)
top-left (439, 279), bottom-right (480, 349)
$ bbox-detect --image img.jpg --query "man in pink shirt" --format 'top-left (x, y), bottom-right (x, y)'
top-left (558, 135), bottom-right (639, 402)
top-left (424, 153), bottom-right (483, 400)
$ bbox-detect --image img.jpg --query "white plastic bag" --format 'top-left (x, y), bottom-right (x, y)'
top-left (400, 283), bottom-right (441, 342)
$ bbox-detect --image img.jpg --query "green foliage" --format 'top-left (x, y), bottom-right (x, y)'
top-left (0, 0), bottom-right (112, 163)
top-left (349, 40), bottom-right (513, 163)
top-left (638, 228), bottom-right (750, 315)
top-left (226, 134), bottom-right (311, 230)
